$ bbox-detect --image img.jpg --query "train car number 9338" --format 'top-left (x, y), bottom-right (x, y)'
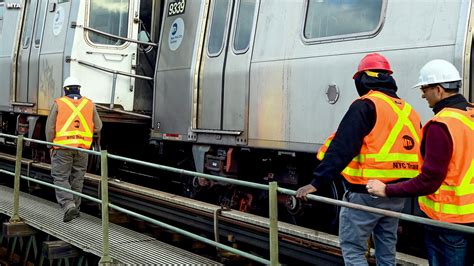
top-left (168, 0), bottom-right (186, 16)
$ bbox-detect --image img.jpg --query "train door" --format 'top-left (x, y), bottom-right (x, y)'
top-left (0, 0), bottom-right (23, 111)
top-left (36, 0), bottom-right (73, 115)
top-left (16, 0), bottom-right (48, 109)
top-left (0, 0), bottom-right (5, 110)
top-left (197, 0), bottom-right (259, 133)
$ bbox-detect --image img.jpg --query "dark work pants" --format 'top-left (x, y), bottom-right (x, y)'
top-left (424, 224), bottom-right (472, 266)
top-left (339, 191), bottom-right (406, 266)
top-left (51, 149), bottom-right (88, 213)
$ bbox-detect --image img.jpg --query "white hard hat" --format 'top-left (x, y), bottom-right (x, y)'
top-left (413, 59), bottom-right (461, 89)
top-left (63, 76), bottom-right (81, 88)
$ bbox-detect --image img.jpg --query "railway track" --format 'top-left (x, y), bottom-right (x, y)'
top-left (0, 151), bottom-right (425, 265)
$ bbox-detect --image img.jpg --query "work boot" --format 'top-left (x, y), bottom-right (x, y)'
top-left (63, 207), bottom-right (79, 222)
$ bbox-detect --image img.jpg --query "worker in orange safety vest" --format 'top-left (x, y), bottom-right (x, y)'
top-left (367, 59), bottom-right (474, 266)
top-left (296, 53), bottom-right (422, 265)
top-left (46, 76), bottom-right (102, 222)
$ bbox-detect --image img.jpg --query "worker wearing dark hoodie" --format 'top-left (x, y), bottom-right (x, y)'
top-left (296, 53), bottom-right (422, 265)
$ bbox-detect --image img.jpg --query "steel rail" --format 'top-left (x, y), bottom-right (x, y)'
top-left (0, 167), bottom-right (270, 264)
top-left (0, 150), bottom-right (414, 265)
top-left (277, 187), bottom-right (474, 235)
top-left (0, 134), bottom-right (271, 264)
top-left (106, 147), bottom-right (474, 235)
top-left (1, 132), bottom-right (472, 265)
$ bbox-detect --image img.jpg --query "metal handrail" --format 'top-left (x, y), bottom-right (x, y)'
top-left (0, 170), bottom-right (101, 204)
top-left (0, 170), bottom-right (271, 264)
top-left (0, 133), bottom-right (271, 265)
top-left (95, 105), bottom-right (152, 119)
top-left (2, 132), bottom-right (474, 265)
top-left (66, 57), bottom-right (153, 81)
top-left (71, 22), bottom-right (158, 48)
top-left (65, 57), bottom-right (153, 110)
top-left (106, 152), bottom-right (474, 235)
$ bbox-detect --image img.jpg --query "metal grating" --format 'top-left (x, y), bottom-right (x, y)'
top-left (0, 185), bottom-right (221, 265)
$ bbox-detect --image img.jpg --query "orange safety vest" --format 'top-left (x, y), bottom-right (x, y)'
top-left (317, 90), bottom-right (422, 184)
top-left (418, 107), bottom-right (474, 223)
top-left (53, 96), bottom-right (94, 150)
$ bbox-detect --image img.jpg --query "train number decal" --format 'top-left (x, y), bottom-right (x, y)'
top-left (168, 0), bottom-right (186, 17)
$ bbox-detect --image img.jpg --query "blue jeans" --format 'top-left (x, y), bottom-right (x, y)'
top-left (424, 224), bottom-right (471, 266)
top-left (339, 192), bottom-right (405, 266)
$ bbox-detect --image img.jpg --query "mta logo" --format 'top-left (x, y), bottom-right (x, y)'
top-left (172, 23), bottom-right (178, 35)
top-left (402, 135), bottom-right (415, 150)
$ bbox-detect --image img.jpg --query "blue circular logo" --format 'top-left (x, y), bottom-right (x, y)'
top-left (172, 23), bottom-right (178, 35)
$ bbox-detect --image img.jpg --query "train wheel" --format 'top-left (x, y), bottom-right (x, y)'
top-left (87, 138), bottom-right (101, 173)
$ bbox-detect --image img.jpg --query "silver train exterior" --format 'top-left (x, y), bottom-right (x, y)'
top-left (153, 0), bottom-right (473, 162)
top-left (0, 0), bottom-right (472, 175)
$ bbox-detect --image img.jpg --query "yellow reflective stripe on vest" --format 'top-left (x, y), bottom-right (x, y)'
top-left (57, 98), bottom-right (92, 137)
top-left (364, 153), bottom-right (419, 162)
top-left (56, 130), bottom-right (93, 138)
top-left (318, 151), bottom-right (365, 163)
top-left (438, 110), bottom-right (474, 130)
top-left (439, 160), bottom-right (474, 196)
top-left (54, 138), bottom-right (91, 146)
top-left (342, 167), bottom-right (419, 178)
top-left (317, 151), bottom-right (324, 161)
top-left (370, 93), bottom-right (420, 155)
top-left (317, 139), bottom-right (332, 160)
top-left (419, 196), bottom-right (474, 215)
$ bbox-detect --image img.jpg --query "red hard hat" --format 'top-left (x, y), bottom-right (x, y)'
top-left (353, 53), bottom-right (393, 79)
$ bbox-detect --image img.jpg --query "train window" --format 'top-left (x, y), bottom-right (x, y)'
top-left (88, 0), bottom-right (129, 46)
top-left (304, 0), bottom-right (384, 41)
top-left (22, 0), bottom-right (37, 48)
top-left (233, 0), bottom-right (257, 53)
top-left (34, 0), bottom-right (48, 47)
top-left (207, 0), bottom-right (231, 56)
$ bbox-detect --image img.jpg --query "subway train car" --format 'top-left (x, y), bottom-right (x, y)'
top-left (152, 0), bottom-right (473, 219)
top-left (0, 0), bottom-right (472, 228)
top-left (0, 0), bottom-right (161, 158)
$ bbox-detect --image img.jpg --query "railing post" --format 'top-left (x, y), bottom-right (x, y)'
top-left (99, 150), bottom-right (112, 265)
top-left (10, 135), bottom-right (23, 223)
top-left (269, 181), bottom-right (279, 266)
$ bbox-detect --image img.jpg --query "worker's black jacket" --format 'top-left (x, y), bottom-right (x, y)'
top-left (310, 74), bottom-right (402, 193)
